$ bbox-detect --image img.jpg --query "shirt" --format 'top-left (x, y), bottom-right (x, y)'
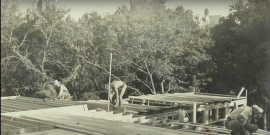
top-left (228, 106), bottom-right (252, 123)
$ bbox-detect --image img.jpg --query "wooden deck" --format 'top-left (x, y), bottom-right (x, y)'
top-left (1, 95), bottom-right (269, 135)
top-left (1, 96), bottom-right (85, 113)
top-left (1, 115), bottom-right (55, 135)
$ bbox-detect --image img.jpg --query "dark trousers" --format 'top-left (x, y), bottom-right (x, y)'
top-left (225, 118), bottom-right (258, 135)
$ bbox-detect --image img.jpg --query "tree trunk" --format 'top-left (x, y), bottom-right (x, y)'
top-left (73, 91), bottom-right (77, 101)
top-left (149, 74), bottom-right (156, 94)
top-left (161, 80), bottom-right (165, 93)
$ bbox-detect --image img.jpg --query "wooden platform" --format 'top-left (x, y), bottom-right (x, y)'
top-left (1, 95), bottom-right (269, 135)
top-left (20, 112), bottom-right (202, 135)
top-left (1, 115), bottom-right (55, 135)
top-left (12, 129), bottom-right (86, 135)
top-left (128, 92), bottom-right (245, 106)
top-left (1, 96), bottom-right (85, 113)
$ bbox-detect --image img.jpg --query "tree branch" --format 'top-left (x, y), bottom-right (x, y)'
top-left (78, 54), bottom-right (121, 81)
top-left (145, 62), bottom-right (156, 94)
top-left (127, 86), bottom-right (142, 95)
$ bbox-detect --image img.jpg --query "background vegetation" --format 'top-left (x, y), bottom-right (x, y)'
top-left (1, 0), bottom-right (269, 130)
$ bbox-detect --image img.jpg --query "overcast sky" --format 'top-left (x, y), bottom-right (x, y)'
top-left (5, 0), bottom-right (242, 20)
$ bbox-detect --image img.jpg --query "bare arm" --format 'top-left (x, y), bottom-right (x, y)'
top-left (56, 85), bottom-right (69, 99)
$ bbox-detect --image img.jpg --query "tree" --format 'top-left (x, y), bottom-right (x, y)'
top-left (99, 1), bottom-right (214, 95)
top-left (209, 0), bottom-right (270, 130)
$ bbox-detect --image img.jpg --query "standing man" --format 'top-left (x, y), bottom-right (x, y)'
top-left (224, 105), bottom-right (264, 135)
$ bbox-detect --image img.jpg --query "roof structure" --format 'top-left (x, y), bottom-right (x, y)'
top-left (1, 94), bottom-right (270, 135)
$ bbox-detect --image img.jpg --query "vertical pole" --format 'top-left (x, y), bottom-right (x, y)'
top-left (245, 89), bottom-right (248, 106)
top-left (193, 103), bottom-right (197, 123)
top-left (107, 53), bottom-right (112, 112)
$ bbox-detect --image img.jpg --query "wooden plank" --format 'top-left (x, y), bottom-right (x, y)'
top-left (143, 93), bottom-right (233, 102)
top-left (1, 115), bottom-right (54, 126)
top-left (1, 107), bottom-right (19, 113)
top-left (1, 105), bottom-right (88, 118)
top-left (15, 96), bottom-right (78, 107)
top-left (12, 129), bottom-right (86, 135)
top-left (1, 124), bottom-right (55, 135)
top-left (17, 96), bottom-right (78, 105)
top-left (22, 114), bottom-right (189, 135)
top-left (1, 119), bottom-right (37, 128)
top-left (1, 123), bottom-right (21, 130)
top-left (1, 104), bottom-right (38, 112)
top-left (129, 96), bottom-right (205, 105)
top-left (1, 96), bottom-right (18, 100)
top-left (14, 98), bottom-right (72, 107)
top-left (1, 99), bottom-right (54, 109)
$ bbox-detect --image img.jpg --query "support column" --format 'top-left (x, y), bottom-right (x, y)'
top-left (192, 103), bottom-right (197, 123)
top-left (178, 109), bottom-right (185, 122)
top-left (212, 107), bottom-right (219, 121)
top-left (203, 107), bottom-right (209, 124)
top-left (225, 102), bottom-right (230, 119)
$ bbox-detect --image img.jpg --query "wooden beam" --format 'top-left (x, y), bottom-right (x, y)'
top-left (237, 87), bottom-right (245, 99)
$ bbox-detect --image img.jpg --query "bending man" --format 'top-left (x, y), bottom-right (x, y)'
top-left (224, 105), bottom-right (263, 135)
top-left (106, 80), bottom-right (127, 109)
top-left (53, 80), bottom-right (71, 100)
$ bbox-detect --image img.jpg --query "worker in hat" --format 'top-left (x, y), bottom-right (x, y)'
top-left (224, 105), bottom-right (264, 135)
top-left (53, 80), bottom-right (71, 100)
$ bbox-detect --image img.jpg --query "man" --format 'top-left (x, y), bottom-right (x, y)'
top-left (53, 80), bottom-right (71, 100)
top-left (225, 105), bottom-right (264, 135)
top-left (105, 80), bottom-right (127, 109)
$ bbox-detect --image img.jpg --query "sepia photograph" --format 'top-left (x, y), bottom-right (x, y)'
top-left (1, 0), bottom-right (270, 135)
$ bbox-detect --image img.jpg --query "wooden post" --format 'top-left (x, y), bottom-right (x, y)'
top-left (245, 89), bottom-right (248, 106)
top-left (234, 102), bottom-right (238, 109)
top-left (178, 109), bottom-right (184, 122)
top-left (193, 103), bottom-right (197, 123)
top-left (225, 102), bottom-right (230, 119)
top-left (107, 53), bottom-right (112, 112)
top-left (203, 106), bottom-right (209, 124)
top-left (212, 106), bottom-right (219, 121)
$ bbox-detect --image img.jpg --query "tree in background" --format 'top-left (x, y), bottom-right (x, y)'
top-left (208, 0), bottom-right (270, 130)
top-left (103, 0), bottom-right (214, 95)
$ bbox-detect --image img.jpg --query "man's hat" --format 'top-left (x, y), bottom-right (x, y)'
top-left (53, 80), bottom-right (60, 86)
top-left (253, 105), bottom-right (264, 113)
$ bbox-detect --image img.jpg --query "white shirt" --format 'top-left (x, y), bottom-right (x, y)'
top-left (228, 106), bottom-right (252, 123)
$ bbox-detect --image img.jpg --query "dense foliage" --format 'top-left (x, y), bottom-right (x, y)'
top-left (1, 0), bottom-right (269, 130)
